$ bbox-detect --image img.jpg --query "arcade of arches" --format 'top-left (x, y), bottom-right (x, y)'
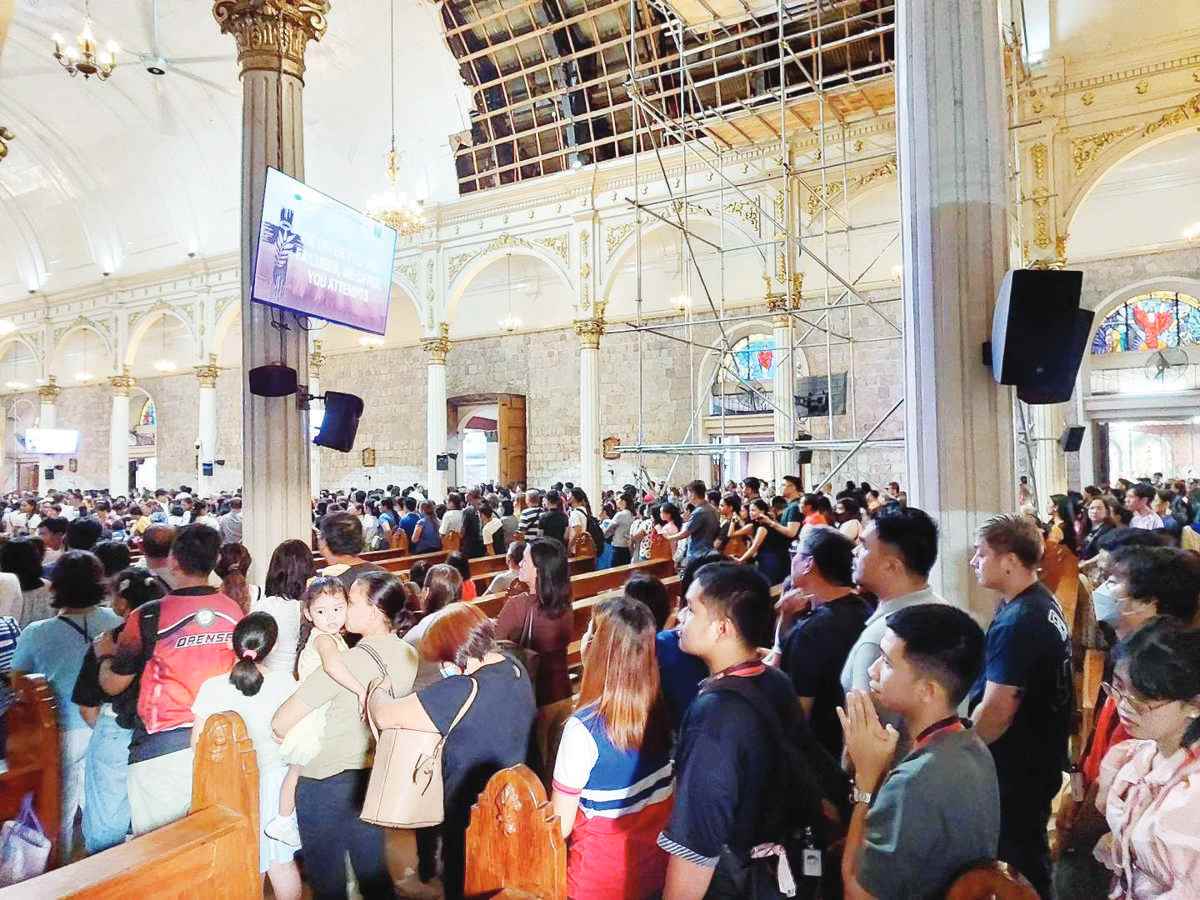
top-left (0, 1), bottom-right (1198, 598)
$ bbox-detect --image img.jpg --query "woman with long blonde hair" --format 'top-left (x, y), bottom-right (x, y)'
top-left (550, 595), bottom-right (673, 900)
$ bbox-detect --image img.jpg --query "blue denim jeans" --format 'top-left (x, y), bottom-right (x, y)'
top-left (82, 711), bottom-right (132, 853)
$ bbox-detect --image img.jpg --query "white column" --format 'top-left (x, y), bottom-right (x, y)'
top-left (575, 303), bottom-right (604, 504)
top-left (768, 279), bottom-right (799, 485)
top-left (897, 0), bottom-right (1015, 617)
top-left (308, 339), bottom-right (325, 497)
top-left (37, 377), bottom-right (59, 429)
top-left (108, 368), bottom-right (134, 497)
top-left (195, 356), bottom-right (219, 498)
top-left (424, 324), bottom-right (449, 500)
top-left (215, 2), bottom-right (326, 581)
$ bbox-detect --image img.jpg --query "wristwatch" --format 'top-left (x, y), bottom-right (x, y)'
top-left (850, 784), bottom-right (873, 805)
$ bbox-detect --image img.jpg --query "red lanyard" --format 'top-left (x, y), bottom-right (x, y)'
top-left (709, 658), bottom-right (766, 682)
top-left (913, 716), bottom-right (964, 752)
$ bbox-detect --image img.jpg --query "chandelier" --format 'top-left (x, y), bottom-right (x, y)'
top-left (498, 253), bottom-right (522, 333)
top-left (52, 2), bottom-right (118, 81)
top-left (367, 0), bottom-right (425, 238)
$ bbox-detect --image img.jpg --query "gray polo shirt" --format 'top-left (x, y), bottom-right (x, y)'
top-left (840, 586), bottom-right (946, 694)
top-left (856, 726), bottom-right (1000, 899)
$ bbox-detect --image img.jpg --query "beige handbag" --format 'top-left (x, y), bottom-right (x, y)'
top-left (359, 644), bottom-right (478, 828)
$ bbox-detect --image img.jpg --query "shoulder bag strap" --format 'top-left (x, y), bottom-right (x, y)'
top-left (358, 642), bottom-right (393, 696)
top-left (443, 676), bottom-right (479, 739)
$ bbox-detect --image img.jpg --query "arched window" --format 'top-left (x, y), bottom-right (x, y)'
top-left (728, 334), bottom-right (777, 382)
top-left (1091, 291), bottom-right (1200, 355)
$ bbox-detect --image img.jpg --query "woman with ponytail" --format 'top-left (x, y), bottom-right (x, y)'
top-left (215, 543), bottom-right (259, 613)
top-left (191, 611), bottom-right (301, 900)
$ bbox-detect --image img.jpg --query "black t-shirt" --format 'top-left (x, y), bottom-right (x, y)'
top-left (967, 581), bottom-right (1073, 793)
top-left (417, 653), bottom-right (536, 823)
top-left (660, 664), bottom-right (799, 864)
top-left (72, 621), bottom-right (141, 730)
top-left (780, 593), bottom-right (870, 759)
top-left (538, 510), bottom-right (569, 546)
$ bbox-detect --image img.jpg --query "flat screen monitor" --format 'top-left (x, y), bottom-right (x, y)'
top-left (251, 167), bottom-right (397, 335)
top-left (24, 428), bottom-right (80, 454)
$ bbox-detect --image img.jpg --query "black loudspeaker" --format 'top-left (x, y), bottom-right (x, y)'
top-left (43, 468), bottom-right (54, 481)
top-left (796, 432), bottom-right (813, 465)
top-left (1016, 307), bottom-right (1096, 404)
top-left (436, 454), bottom-right (450, 471)
top-left (991, 269), bottom-right (1084, 388)
top-left (1060, 426), bottom-right (1086, 452)
top-left (248, 364), bottom-right (298, 397)
top-left (314, 391), bottom-right (364, 452)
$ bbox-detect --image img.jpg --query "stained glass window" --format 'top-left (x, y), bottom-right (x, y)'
top-left (1090, 291), bottom-right (1200, 355)
top-left (729, 335), bottom-right (776, 382)
top-left (138, 399), bottom-right (157, 428)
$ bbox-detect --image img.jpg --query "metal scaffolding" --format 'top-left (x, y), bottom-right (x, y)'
top-left (608, 0), bottom-right (904, 491)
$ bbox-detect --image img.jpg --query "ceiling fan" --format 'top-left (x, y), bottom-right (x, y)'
top-left (120, 0), bottom-right (234, 87)
top-left (1144, 346), bottom-right (1189, 383)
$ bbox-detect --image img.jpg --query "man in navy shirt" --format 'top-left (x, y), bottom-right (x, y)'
top-left (658, 562), bottom-right (803, 898)
top-left (779, 527), bottom-right (869, 759)
top-left (968, 514), bottom-right (1072, 899)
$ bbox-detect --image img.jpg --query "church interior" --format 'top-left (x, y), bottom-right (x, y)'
top-left (1, 0), bottom-right (1200, 897)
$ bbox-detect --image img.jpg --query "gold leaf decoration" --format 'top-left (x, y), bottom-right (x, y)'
top-left (1070, 125), bottom-right (1138, 175)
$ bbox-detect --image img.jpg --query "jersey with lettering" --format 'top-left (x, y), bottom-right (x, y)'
top-left (113, 586), bottom-right (244, 734)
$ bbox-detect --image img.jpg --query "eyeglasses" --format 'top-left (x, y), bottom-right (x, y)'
top-left (1100, 681), bottom-right (1175, 715)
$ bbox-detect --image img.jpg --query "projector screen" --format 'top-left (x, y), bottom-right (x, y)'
top-left (24, 428), bottom-right (80, 454)
top-left (251, 167), bottom-right (397, 335)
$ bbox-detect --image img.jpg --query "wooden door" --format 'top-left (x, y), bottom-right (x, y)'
top-left (16, 462), bottom-right (38, 493)
top-left (497, 394), bottom-right (527, 489)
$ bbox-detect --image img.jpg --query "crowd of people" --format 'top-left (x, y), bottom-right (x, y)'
top-left (0, 469), bottom-right (1197, 900)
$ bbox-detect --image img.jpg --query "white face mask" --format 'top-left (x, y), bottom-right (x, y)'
top-left (1092, 580), bottom-right (1123, 627)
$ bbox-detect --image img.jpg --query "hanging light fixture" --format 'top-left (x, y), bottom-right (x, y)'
top-left (498, 253), bottom-right (522, 333)
top-left (153, 316), bottom-right (176, 372)
top-left (75, 332), bottom-right (94, 382)
top-left (367, 0), bottom-right (425, 237)
top-left (52, 1), bottom-right (118, 81)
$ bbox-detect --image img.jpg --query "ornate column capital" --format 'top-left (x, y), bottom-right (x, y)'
top-left (765, 273), bottom-right (803, 325)
top-left (573, 299), bottom-right (606, 350)
top-left (1027, 233), bottom-right (1069, 270)
top-left (212, 0), bottom-right (330, 81)
top-left (422, 322), bottom-right (451, 364)
top-left (194, 354), bottom-right (220, 388)
top-left (309, 339), bottom-right (326, 377)
top-left (109, 366), bottom-right (136, 398)
top-left (37, 375), bottom-right (61, 403)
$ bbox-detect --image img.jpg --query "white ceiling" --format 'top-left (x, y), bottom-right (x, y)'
top-left (1020, 0), bottom-right (1200, 62)
top-left (0, 0), bottom-right (471, 303)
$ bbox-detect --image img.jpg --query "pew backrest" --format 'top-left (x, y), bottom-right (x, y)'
top-left (0, 675), bottom-right (60, 870)
top-left (464, 764), bottom-right (566, 900)
top-left (16, 712), bottom-right (260, 899)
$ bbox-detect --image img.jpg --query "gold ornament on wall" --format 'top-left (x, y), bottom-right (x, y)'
top-left (1135, 80), bottom-right (1149, 95)
top-left (1030, 143), bottom-right (1048, 181)
top-left (1081, 92), bottom-right (1095, 107)
top-left (422, 322), bottom-right (451, 364)
top-left (0, 127), bottom-right (14, 162)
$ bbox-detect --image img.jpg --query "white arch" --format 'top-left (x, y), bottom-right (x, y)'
top-left (212, 301), bottom-right (241, 365)
top-left (124, 307), bottom-right (199, 367)
top-left (0, 334), bottom-right (42, 366)
top-left (694, 318), bottom-right (810, 413)
top-left (1065, 128), bottom-right (1200, 238)
top-left (601, 212), bottom-right (762, 303)
top-left (446, 245), bottom-right (573, 326)
top-left (50, 323), bottom-right (113, 370)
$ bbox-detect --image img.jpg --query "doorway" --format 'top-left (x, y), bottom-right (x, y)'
top-left (447, 393), bottom-right (526, 488)
top-left (15, 462), bottom-right (38, 493)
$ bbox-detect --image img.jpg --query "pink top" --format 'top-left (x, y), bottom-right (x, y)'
top-left (1095, 738), bottom-right (1200, 899)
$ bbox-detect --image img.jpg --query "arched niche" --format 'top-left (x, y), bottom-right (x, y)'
top-left (50, 325), bottom-right (113, 386)
top-left (604, 217), bottom-right (767, 320)
top-left (799, 179), bottom-right (902, 291)
top-left (125, 309), bottom-right (198, 376)
top-left (1069, 131), bottom-right (1200, 259)
top-left (696, 319), bottom-right (811, 411)
top-left (449, 252), bottom-right (574, 339)
top-left (0, 337), bottom-right (42, 391)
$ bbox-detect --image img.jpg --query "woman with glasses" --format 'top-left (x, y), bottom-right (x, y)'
top-left (1093, 618), bottom-right (1200, 898)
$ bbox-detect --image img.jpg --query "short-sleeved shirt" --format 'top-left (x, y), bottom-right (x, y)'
top-left (683, 504), bottom-right (720, 558)
top-left (440, 508), bottom-right (464, 536)
top-left (417, 654), bottom-right (536, 823)
top-left (856, 727), bottom-right (1000, 899)
top-left (192, 669), bottom-right (297, 771)
top-left (398, 511), bottom-right (421, 538)
top-left (538, 510), bottom-right (569, 545)
top-left (780, 593), bottom-right (870, 758)
top-left (779, 500), bottom-right (803, 528)
top-left (658, 664), bottom-right (797, 867)
top-left (568, 508), bottom-right (587, 536)
top-left (13, 608), bottom-right (122, 732)
top-left (294, 633), bottom-right (418, 780)
top-left (840, 586), bottom-right (945, 694)
top-left (519, 507), bottom-right (542, 536)
top-left (112, 587), bottom-right (244, 744)
top-left (967, 581), bottom-right (1073, 793)
top-left (654, 629), bottom-right (708, 731)
top-left (0, 616), bottom-right (20, 672)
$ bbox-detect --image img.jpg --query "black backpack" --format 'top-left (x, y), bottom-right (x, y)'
top-left (585, 513), bottom-right (606, 553)
top-left (702, 675), bottom-right (850, 896)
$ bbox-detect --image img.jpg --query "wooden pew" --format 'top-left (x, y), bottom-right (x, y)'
top-left (0, 675), bottom-right (60, 871)
top-left (464, 764), bottom-right (566, 900)
top-left (19, 712), bottom-right (259, 899)
top-left (467, 554), bottom-right (596, 597)
top-left (567, 557), bottom-right (673, 601)
top-left (378, 550), bottom-right (450, 573)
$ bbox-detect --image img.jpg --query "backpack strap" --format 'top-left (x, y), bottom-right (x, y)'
top-left (138, 601), bottom-right (162, 666)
